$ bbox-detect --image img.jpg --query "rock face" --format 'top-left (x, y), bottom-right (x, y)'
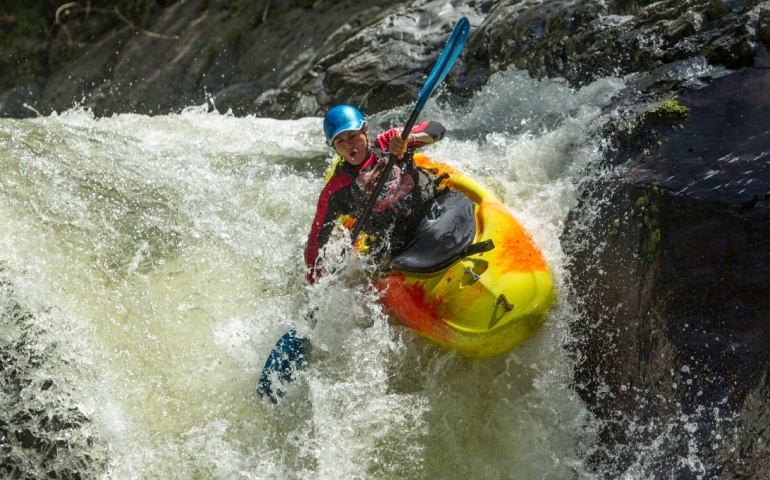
top-left (1, 0), bottom-right (407, 117)
top-left (0, 264), bottom-right (107, 479)
top-left (564, 67), bottom-right (770, 477)
top-left (3, 0), bottom-right (766, 118)
top-left (2, 0), bottom-right (465, 118)
top-left (253, 2), bottom-right (485, 118)
top-left (464, 0), bottom-right (765, 87)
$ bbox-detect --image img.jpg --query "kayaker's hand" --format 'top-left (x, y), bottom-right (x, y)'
top-left (389, 134), bottom-right (410, 159)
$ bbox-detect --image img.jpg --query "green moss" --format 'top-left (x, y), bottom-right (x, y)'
top-left (647, 99), bottom-right (690, 124)
top-left (631, 188), bottom-right (664, 265)
top-left (609, 218), bottom-right (620, 237)
top-left (600, 98), bottom-right (690, 164)
top-left (1, 0), bottom-right (171, 48)
top-left (1, 1), bottom-right (55, 41)
top-left (647, 228), bottom-right (661, 255)
top-left (635, 196), bottom-right (650, 210)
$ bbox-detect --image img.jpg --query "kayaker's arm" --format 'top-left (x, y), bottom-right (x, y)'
top-left (378, 121), bottom-right (445, 156)
top-left (409, 121), bottom-right (445, 146)
top-left (304, 173), bottom-right (356, 283)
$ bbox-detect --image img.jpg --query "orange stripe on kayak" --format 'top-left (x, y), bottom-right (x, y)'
top-left (487, 203), bottom-right (549, 273)
top-left (374, 275), bottom-right (452, 344)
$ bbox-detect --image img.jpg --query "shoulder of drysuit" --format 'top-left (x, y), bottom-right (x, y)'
top-left (321, 155), bottom-right (376, 194)
top-left (320, 161), bottom-right (356, 196)
top-left (307, 160), bottom-right (360, 260)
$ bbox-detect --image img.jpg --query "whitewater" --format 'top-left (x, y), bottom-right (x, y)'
top-left (1, 69), bottom-right (627, 479)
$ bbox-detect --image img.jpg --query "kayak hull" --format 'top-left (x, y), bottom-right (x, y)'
top-left (372, 155), bottom-right (555, 358)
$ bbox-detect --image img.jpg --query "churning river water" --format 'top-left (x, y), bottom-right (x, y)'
top-left (1, 70), bottom-right (631, 479)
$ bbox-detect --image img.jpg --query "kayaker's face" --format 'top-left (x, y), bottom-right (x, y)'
top-left (333, 126), bottom-right (369, 166)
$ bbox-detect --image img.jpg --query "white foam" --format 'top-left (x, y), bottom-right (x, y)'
top-left (0, 68), bottom-right (632, 478)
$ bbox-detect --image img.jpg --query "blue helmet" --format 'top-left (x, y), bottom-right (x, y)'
top-left (323, 105), bottom-right (366, 146)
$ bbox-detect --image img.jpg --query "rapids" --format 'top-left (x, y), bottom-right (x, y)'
top-left (1, 70), bottom-right (626, 479)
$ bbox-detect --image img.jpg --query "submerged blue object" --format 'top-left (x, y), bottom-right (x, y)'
top-left (323, 105), bottom-right (366, 146)
top-left (257, 329), bottom-right (310, 403)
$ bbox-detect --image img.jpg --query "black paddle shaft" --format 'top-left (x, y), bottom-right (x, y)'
top-left (349, 109), bottom-right (422, 242)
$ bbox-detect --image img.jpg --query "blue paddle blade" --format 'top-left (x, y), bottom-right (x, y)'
top-left (414, 16), bottom-right (471, 112)
top-left (257, 329), bottom-right (310, 403)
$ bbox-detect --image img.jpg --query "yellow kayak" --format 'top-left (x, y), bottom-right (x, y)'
top-left (370, 154), bottom-right (555, 358)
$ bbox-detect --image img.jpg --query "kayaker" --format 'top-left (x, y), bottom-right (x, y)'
top-left (304, 105), bottom-right (446, 283)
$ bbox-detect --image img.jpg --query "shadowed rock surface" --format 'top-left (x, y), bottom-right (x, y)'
top-left (464, 0), bottom-right (765, 87)
top-left (2, 0), bottom-right (767, 118)
top-left (564, 66), bottom-right (770, 478)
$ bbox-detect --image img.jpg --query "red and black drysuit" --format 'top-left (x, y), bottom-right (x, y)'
top-left (304, 121), bottom-right (446, 283)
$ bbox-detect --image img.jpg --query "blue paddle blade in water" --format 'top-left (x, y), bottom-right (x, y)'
top-left (414, 16), bottom-right (471, 112)
top-left (257, 329), bottom-right (310, 403)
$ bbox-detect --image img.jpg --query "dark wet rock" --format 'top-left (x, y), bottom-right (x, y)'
top-left (464, 0), bottom-right (767, 88)
top-left (263, 4), bottom-right (485, 118)
top-left (0, 84), bottom-right (42, 118)
top-left (3, 0), bottom-right (410, 117)
top-left (0, 264), bottom-right (106, 479)
top-left (563, 66), bottom-right (770, 477)
top-left (1, 0), bottom-right (766, 117)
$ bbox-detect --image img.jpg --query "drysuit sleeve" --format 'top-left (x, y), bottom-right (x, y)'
top-left (409, 121), bottom-right (446, 146)
top-left (375, 121), bottom-right (446, 151)
top-left (304, 173), bottom-right (354, 284)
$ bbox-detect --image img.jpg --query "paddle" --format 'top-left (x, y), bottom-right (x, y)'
top-left (256, 328), bottom-right (310, 401)
top-left (258, 16), bottom-right (471, 403)
top-left (350, 16), bottom-right (470, 241)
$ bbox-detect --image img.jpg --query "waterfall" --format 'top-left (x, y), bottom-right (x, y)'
top-left (0, 69), bottom-right (626, 479)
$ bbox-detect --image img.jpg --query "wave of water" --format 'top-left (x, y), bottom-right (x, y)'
top-left (1, 69), bottom-right (627, 478)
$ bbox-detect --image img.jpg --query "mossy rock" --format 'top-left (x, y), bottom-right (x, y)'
top-left (642, 99), bottom-right (690, 127)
